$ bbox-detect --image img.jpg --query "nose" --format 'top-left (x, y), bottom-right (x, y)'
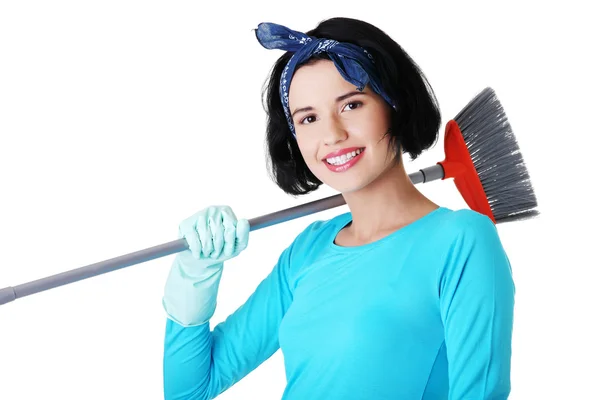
top-left (322, 116), bottom-right (348, 145)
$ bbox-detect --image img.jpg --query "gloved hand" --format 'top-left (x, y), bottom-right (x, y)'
top-left (162, 205), bottom-right (250, 327)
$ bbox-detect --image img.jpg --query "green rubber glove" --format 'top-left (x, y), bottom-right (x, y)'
top-left (162, 205), bottom-right (250, 327)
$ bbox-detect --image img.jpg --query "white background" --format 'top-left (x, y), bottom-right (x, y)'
top-left (1, 1), bottom-right (598, 399)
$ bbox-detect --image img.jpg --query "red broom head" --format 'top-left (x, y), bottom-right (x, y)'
top-left (438, 87), bottom-right (540, 224)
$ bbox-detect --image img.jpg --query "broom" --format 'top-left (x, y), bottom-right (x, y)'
top-left (0, 87), bottom-right (539, 306)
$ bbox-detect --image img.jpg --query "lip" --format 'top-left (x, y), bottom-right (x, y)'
top-left (322, 147), bottom-right (364, 160)
top-left (322, 147), bottom-right (365, 173)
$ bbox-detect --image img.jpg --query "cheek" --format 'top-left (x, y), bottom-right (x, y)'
top-left (362, 116), bottom-right (389, 139)
top-left (296, 138), bottom-right (320, 166)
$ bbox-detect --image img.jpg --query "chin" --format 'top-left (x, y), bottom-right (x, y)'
top-left (319, 173), bottom-right (373, 195)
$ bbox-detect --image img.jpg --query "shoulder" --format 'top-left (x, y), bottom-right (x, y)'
top-left (434, 209), bottom-right (515, 304)
top-left (426, 208), bottom-right (509, 270)
top-left (433, 208), bottom-right (512, 276)
top-left (437, 207), bottom-right (495, 229)
top-left (433, 208), bottom-right (500, 243)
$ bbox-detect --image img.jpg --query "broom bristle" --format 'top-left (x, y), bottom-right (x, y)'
top-left (454, 87), bottom-right (540, 223)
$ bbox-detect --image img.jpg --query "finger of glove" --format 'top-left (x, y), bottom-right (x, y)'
top-left (196, 211), bottom-right (214, 258)
top-left (219, 205), bottom-right (237, 221)
top-left (221, 211), bottom-right (237, 258)
top-left (179, 221), bottom-right (201, 260)
top-left (235, 218), bottom-right (250, 254)
top-left (208, 210), bottom-right (225, 259)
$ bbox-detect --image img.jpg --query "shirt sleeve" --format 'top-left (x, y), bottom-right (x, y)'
top-left (162, 240), bottom-right (295, 400)
top-left (438, 211), bottom-right (516, 400)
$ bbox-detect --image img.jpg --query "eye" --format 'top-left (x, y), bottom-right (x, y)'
top-left (300, 115), bottom-right (317, 125)
top-left (343, 101), bottom-right (363, 111)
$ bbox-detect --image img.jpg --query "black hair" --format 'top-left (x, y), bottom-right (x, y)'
top-left (261, 17), bottom-right (441, 196)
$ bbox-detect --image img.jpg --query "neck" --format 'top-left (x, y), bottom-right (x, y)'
top-left (340, 161), bottom-right (439, 242)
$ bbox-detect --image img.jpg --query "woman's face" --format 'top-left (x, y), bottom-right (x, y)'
top-left (288, 59), bottom-right (397, 194)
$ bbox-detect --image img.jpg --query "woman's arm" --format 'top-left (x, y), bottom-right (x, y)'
top-left (438, 211), bottom-right (516, 400)
top-left (163, 243), bottom-right (295, 400)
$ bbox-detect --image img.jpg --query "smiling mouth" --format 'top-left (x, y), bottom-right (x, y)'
top-left (324, 148), bottom-right (365, 165)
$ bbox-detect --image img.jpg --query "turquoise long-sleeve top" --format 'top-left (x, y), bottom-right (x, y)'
top-left (163, 207), bottom-right (515, 399)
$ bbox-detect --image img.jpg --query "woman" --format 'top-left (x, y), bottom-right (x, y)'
top-left (162, 17), bottom-right (515, 400)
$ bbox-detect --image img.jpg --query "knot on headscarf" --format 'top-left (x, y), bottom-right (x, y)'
top-left (255, 22), bottom-right (396, 138)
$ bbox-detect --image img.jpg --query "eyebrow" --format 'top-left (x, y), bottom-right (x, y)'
top-left (291, 90), bottom-right (366, 118)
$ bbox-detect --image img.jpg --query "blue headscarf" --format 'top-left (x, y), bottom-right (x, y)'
top-left (254, 22), bottom-right (396, 138)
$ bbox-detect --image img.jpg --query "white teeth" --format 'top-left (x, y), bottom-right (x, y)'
top-left (326, 148), bottom-right (363, 165)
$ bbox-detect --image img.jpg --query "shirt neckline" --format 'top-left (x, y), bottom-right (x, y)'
top-left (327, 206), bottom-right (449, 252)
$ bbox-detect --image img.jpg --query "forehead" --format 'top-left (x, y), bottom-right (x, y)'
top-left (288, 59), bottom-right (362, 104)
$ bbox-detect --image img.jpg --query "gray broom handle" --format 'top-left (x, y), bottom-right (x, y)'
top-left (0, 164), bottom-right (444, 305)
